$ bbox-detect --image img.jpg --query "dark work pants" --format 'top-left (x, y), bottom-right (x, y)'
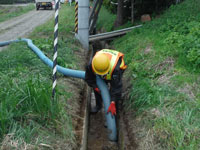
top-left (94, 89), bottom-right (102, 109)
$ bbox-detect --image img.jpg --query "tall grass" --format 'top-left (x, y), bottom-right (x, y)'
top-left (97, 6), bottom-right (116, 32)
top-left (0, 4), bottom-right (81, 148)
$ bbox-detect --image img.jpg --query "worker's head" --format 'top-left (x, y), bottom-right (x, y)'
top-left (92, 53), bottom-right (110, 75)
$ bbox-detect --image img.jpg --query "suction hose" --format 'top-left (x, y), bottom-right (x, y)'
top-left (0, 38), bottom-right (117, 141)
top-left (96, 76), bottom-right (117, 141)
top-left (0, 38), bottom-right (85, 79)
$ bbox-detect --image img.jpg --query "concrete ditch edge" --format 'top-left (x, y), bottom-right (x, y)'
top-left (80, 85), bottom-right (91, 150)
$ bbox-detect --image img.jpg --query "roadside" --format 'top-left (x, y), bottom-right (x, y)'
top-left (0, 4), bottom-right (32, 7)
top-left (0, 3), bottom-right (35, 23)
top-left (0, 9), bottom-right (54, 51)
top-left (0, 4), bottom-right (86, 149)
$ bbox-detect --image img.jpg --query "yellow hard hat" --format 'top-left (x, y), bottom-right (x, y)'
top-left (92, 53), bottom-right (110, 75)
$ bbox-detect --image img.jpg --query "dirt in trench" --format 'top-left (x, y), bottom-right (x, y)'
top-left (87, 92), bottom-right (118, 150)
top-left (86, 42), bottom-right (135, 150)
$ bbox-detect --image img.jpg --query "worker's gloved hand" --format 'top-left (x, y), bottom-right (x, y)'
top-left (107, 101), bottom-right (116, 116)
top-left (94, 87), bottom-right (100, 94)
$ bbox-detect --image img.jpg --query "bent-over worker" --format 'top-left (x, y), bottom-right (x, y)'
top-left (85, 49), bottom-right (127, 116)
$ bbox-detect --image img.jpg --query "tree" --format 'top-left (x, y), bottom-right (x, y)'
top-left (131, 0), bottom-right (135, 23)
top-left (114, 0), bottom-right (125, 28)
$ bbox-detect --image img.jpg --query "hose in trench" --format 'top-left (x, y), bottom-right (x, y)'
top-left (0, 38), bottom-right (117, 141)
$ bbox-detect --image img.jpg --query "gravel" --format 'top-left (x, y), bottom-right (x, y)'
top-left (0, 9), bottom-right (54, 51)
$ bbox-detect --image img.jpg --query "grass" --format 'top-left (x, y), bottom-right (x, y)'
top-left (0, 3), bottom-right (82, 149)
top-left (0, 4), bottom-right (35, 23)
top-left (97, 5), bottom-right (116, 32)
top-left (98, 0), bottom-right (200, 149)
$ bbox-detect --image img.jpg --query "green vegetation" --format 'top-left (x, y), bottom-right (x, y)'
top-left (0, 0), bottom-right (14, 4)
top-left (98, 0), bottom-right (200, 149)
top-left (0, 4), bottom-right (81, 149)
top-left (97, 6), bottom-right (116, 32)
top-left (0, 4), bottom-right (35, 23)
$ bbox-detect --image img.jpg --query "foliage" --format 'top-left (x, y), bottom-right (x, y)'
top-left (0, 0), bottom-right (14, 4)
top-left (14, 0), bottom-right (35, 3)
top-left (97, 6), bottom-right (116, 31)
top-left (0, 4), bottom-right (80, 148)
top-left (103, 0), bottom-right (184, 23)
top-left (0, 0), bottom-right (34, 3)
top-left (102, 0), bottom-right (117, 14)
top-left (100, 0), bottom-right (200, 149)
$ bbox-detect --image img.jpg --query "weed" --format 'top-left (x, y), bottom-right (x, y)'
top-left (0, 4), bottom-right (81, 148)
top-left (97, 0), bottom-right (200, 149)
top-left (97, 6), bottom-right (116, 32)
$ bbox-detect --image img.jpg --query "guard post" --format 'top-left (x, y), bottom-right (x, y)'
top-left (75, 0), bottom-right (89, 50)
top-left (75, 0), bottom-right (78, 33)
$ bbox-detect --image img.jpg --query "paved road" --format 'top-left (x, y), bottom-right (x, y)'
top-left (0, 9), bottom-right (54, 51)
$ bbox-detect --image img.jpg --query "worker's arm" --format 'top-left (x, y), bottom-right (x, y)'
top-left (110, 60), bottom-right (123, 102)
top-left (107, 67), bottom-right (123, 116)
top-left (107, 61), bottom-right (123, 116)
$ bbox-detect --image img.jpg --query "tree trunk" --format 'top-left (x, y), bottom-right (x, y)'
top-left (131, 0), bottom-right (134, 24)
top-left (114, 0), bottom-right (124, 28)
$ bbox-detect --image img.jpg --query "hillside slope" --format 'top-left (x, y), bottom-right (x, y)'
top-left (99, 0), bottom-right (200, 149)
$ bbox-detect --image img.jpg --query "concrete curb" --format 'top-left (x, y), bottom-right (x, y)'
top-left (80, 85), bottom-right (91, 150)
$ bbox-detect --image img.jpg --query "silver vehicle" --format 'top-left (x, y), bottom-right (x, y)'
top-left (35, 0), bottom-right (54, 10)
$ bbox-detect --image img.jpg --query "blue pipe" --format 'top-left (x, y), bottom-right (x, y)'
top-left (0, 39), bottom-right (20, 47)
top-left (0, 38), bottom-right (117, 141)
top-left (96, 76), bottom-right (117, 141)
top-left (0, 38), bottom-right (85, 79)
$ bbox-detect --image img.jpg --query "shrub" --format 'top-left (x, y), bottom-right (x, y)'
top-left (0, 0), bottom-right (14, 4)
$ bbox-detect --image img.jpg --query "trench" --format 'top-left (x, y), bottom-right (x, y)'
top-left (70, 38), bottom-right (137, 150)
top-left (85, 41), bottom-right (137, 150)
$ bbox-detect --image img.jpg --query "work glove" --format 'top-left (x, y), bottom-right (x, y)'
top-left (94, 87), bottom-right (100, 94)
top-left (107, 101), bottom-right (116, 116)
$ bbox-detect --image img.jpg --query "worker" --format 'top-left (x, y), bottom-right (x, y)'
top-left (85, 49), bottom-right (127, 116)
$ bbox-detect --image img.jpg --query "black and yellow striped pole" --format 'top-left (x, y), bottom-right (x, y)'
top-left (75, 0), bottom-right (78, 33)
top-left (52, 0), bottom-right (59, 98)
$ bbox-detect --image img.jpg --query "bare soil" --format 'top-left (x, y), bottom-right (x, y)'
top-left (87, 93), bottom-right (118, 150)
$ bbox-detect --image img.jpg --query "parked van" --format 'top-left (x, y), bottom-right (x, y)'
top-left (35, 0), bottom-right (54, 10)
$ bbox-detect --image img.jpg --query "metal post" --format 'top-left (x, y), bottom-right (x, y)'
top-left (89, 0), bottom-right (102, 34)
top-left (77, 0), bottom-right (89, 50)
top-left (52, 0), bottom-right (59, 98)
top-left (75, 0), bottom-right (78, 33)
